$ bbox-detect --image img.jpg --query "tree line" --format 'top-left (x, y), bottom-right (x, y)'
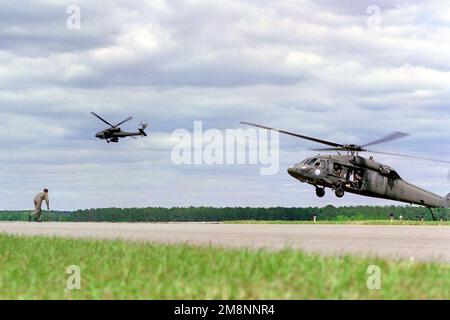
top-left (0, 206), bottom-right (448, 222)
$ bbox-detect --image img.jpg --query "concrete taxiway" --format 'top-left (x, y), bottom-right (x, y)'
top-left (0, 222), bottom-right (448, 263)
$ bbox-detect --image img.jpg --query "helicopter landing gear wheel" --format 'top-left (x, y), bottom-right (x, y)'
top-left (315, 187), bottom-right (325, 198)
top-left (335, 188), bottom-right (345, 198)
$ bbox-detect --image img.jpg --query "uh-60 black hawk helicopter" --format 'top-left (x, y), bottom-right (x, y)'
top-left (241, 122), bottom-right (450, 221)
top-left (91, 112), bottom-right (148, 143)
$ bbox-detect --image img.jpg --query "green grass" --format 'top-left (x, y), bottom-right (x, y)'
top-left (0, 233), bottom-right (448, 300)
top-left (226, 220), bottom-right (450, 226)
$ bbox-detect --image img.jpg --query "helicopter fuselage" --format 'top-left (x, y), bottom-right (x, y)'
top-left (95, 128), bottom-right (144, 142)
top-left (240, 121), bottom-right (450, 220)
top-left (92, 112), bottom-right (148, 143)
top-left (288, 154), bottom-right (449, 209)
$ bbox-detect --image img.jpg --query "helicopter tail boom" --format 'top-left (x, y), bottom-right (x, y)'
top-left (445, 193), bottom-right (450, 207)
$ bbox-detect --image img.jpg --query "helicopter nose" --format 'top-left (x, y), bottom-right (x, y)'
top-left (288, 165), bottom-right (310, 180)
top-left (288, 166), bottom-right (299, 177)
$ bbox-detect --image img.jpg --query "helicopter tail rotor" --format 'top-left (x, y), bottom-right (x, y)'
top-left (139, 122), bottom-right (148, 137)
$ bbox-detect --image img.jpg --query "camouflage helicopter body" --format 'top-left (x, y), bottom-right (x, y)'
top-left (242, 122), bottom-right (450, 220)
top-left (92, 112), bottom-right (148, 143)
top-left (288, 154), bottom-right (450, 209)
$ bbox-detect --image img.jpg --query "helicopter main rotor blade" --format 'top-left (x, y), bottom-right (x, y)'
top-left (366, 150), bottom-right (450, 164)
top-left (115, 116), bottom-right (133, 127)
top-left (311, 148), bottom-right (347, 152)
top-left (240, 122), bottom-right (343, 148)
top-left (362, 132), bottom-right (409, 148)
top-left (91, 112), bottom-right (114, 127)
top-left (311, 147), bottom-right (450, 164)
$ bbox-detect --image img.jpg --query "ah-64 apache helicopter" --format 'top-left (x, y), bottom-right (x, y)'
top-left (241, 122), bottom-right (450, 220)
top-left (91, 112), bottom-right (148, 143)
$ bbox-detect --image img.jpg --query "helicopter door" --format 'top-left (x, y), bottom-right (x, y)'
top-left (375, 173), bottom-right (388, 194)
top-left (365, 171), bottom-right (374, 192)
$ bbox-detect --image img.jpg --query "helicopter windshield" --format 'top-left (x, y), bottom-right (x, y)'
top-left (305, 158), bottom-right (318, 166)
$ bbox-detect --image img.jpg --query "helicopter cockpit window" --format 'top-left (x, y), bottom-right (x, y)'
top-left (305, 158), bottom-right (317, 166)
top-left (333, 163), bottom-right (342, 175)
top-left (318, 160), bottom-right (326, 168)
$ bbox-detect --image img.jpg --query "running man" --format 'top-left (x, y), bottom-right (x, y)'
top-left (29, 189), bottom-right (50, 222)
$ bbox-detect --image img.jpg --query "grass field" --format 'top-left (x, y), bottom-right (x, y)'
top-left (0, 233), bottom-right (448, 300)
top-left (226, 220), bottom-right (450, 226)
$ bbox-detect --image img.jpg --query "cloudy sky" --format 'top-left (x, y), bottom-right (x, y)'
top-left (1, 0), bottom-right (450, 210)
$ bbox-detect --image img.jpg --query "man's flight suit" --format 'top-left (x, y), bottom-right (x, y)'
top-left (30, 192), bottom-right (49, 222)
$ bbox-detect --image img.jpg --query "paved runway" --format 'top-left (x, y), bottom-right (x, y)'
top-left (0, 222), bottom-right (448, 263)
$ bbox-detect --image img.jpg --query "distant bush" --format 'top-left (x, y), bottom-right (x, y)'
top-left (0, 206), bottom-right (448, 222)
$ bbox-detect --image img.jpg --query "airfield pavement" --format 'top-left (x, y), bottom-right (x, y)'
top-left (0, 222), bottom-right (448, 263)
